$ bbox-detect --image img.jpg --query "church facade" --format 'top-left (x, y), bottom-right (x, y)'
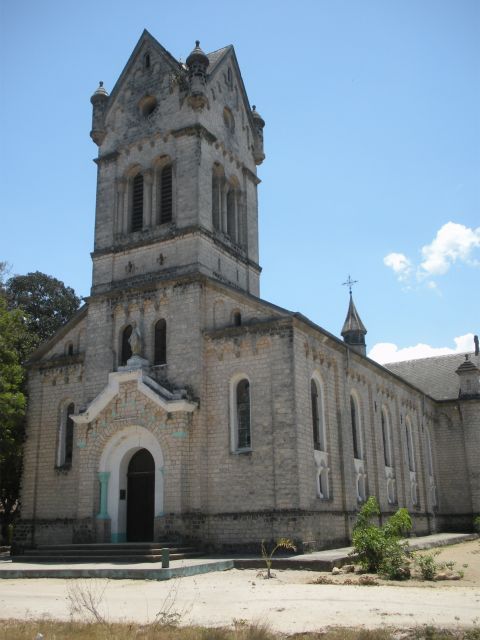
top-left (15, 32), bottom-right (480, 552)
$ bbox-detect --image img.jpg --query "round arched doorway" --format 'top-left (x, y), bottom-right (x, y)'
top-left (127, 448), bottom-right (155, 541)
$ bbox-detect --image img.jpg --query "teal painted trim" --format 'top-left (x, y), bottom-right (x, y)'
top-left (111, 532), bottom-right (127, 543)
top-left (97, 471), bottom-right (110, 519)
top-left (171, 430), bottom-right (187, 439)
top-left (77, 440), bottom-right (86, 449)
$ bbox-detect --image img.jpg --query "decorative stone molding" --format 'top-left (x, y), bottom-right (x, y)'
top-left (71, 369), bottom-right (196, 426)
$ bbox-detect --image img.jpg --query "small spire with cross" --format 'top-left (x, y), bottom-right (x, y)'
top-left (342, 275), bottom-right (358, 296)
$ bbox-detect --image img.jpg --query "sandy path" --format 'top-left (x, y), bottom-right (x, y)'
top-left (1, 540), bottom-right (479, 633)
top-left (1, 569), bottom-right (480, 633)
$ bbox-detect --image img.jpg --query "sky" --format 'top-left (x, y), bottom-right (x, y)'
top-left (1, 0), bottom-right (479, 363)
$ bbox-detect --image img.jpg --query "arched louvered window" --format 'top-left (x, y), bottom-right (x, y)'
top-left (350, 395), bottom-right (362, 459)
top-left (131, 174), bottom-right (144, 231)
top-left (212, 173), bottom-right (221, 230)
top-left (381, 409), bottom-right (392, 467)
top-left (121, 325), bottom-right (133, 365)
top-left (57, 402), bottom-right (75, 467)
top-left (311, 379), bottom-right (326, 451)
top-left (236, 379), bottom-right (251, 450)
top-left (227, 189), bottom-right (236, 240)
top-left (154, 319), bottom-right (167, 365)
top-left (159, 165), bottom-right (173, 224)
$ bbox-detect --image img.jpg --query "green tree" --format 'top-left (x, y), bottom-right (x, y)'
top-left (0, 296), bottom-right (28, 542)
top-left (0, 269), bottom-right (81, 543)
top-left (6, 271), bottom-right (81, 353)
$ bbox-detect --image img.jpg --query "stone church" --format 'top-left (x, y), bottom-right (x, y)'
top-left (15, 31), bottom-right (479, 552)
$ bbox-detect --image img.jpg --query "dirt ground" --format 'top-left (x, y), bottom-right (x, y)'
top-left (1, 541), bottom-right (479, 633)
top-left (277, 540), bottom-right (480, 588)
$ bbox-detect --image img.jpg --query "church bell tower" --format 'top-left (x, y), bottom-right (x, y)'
top-left (89, 32), bottom-right (265, 298)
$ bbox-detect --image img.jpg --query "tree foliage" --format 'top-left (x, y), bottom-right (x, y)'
top-left (0, 296), bottom-right (28, 541)
top-left (5, 271), bottom-right (81, 352)
top-left (0, 268), bottom-right (81, 543)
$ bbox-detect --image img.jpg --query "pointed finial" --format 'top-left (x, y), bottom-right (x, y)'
top-left (252, 105), bottom-right (256, 110)
top-left (99, 81), bottom-right (103, 87)
top-left (195, 40), bottom-right (200, 47)
top-left (342, 275), bottom-right (359, 295)
top-left (465, 354), bottom-right (469, 361)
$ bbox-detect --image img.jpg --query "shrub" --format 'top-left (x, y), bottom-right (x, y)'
top-left (351, 496), bottom-right (412, 578)
top-left (474, 515), bottom-right (480, 533)
top-left (414, 550), bottom-right (440, 580)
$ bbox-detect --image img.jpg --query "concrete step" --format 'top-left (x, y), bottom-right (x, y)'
top-left (27, 546), bottom-right (196, 556)
top-left (13, 551), bottom-right (204, 564)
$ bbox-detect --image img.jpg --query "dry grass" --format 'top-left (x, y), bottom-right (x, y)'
top-left (0, 621), bottom-right (479, 640)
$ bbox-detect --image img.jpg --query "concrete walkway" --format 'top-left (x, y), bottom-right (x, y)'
top-left (0, 532), bottom-right (476, 580)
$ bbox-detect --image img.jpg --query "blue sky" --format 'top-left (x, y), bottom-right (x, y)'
top-left (1, 0), bottom-right (479, 362)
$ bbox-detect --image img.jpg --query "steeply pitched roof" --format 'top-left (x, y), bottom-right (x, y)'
top-left (385, 351), bottom-right (480, 401)
top-left (341, 294), bottom-right (367, 336)
top-left (207, 45), bottom-right (232, 72)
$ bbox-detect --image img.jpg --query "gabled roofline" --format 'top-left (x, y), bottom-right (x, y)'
top-left (71, 369), bottom-right (196, 424)
top-left (26, 303), bottom-right (89, 365)
top-left (106, 30), bottom-right (183, 110)
top-left (206, 45), bottom-right (258, 134)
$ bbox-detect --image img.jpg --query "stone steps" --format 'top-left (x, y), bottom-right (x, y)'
top-left (13, 542), bottom-right (203, 564)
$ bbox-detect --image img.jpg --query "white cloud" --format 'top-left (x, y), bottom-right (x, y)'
top-left (368, 332), bottom-right (475, 364)
top-left (419, 222), bottom-right (480, 277)
top-left (383, 252), bottom-right (412, 281)
top-left (383, 222), bottom-right (480, 287)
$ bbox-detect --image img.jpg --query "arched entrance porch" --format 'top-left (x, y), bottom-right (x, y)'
top-left (98, 426), bottom-right (164, 543)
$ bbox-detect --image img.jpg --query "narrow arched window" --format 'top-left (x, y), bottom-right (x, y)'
top-left (381, 409), bottom-right (392, 467)
top-left (311, 379), bottom-right (325, 451)
top-left (233, 311), bottom-right (241, 326)
top-left (405, 421), bottom-right (415, 472)
top-left (131, 173), bottom-right (144, 231)
top-left (350, 395), bottom-right (361, 459)
top-left (65, 403), bottom-right (74, 465)
top-left (159, 165), bottom-right (173, 223)
top-left (144, 53), bottom-right (151, 69)
top-left (227, 189), bottom-right (236, 240)
top-left (154, 319), bottom-right (167, 365)
top-left (236, 379), bottom-right (251, 450)
top-left (212, 173), bottom-right (220, 230)
top-left (121, 325), bottom-right (133, 365)
top-left (57, 402), bottom-right (75, 467)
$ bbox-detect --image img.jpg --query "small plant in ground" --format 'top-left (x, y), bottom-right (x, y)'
top-left (414, 550), bottom-right (441, 580)
top-left (351, 496), bottom-right (412, 579)
top-left (260, 537), bottom-right (296, 579)
top-left (413, 551), bottom-right (463, 581)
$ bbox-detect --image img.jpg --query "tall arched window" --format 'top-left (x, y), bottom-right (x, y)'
top-left (57, 402), bottom-right (75, 467)
top-left (159, 165), bottom-right (173, 224)
top-left (212, 173), bottom-right (221, 230)
top-left (121, 325), bottom-right (133, 365)
top-left (311, 379), bottom-right (326, 451)
top-left (154, 319), bottom-right (167, 365)
top-left (405, 417), bottom-right (418, 505)
top-left (131, 173), bottom-right (144, 231)
top-left (227, 189), bottom-right (236, 241)
top-left (381, 409), bottom-right (392, 467)
top-left (231, 377), bottom-right (251, 451)
top-left (405, 420), bottom-right (415, 472)
top-left (350, 395), bottom-right (362, 459)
